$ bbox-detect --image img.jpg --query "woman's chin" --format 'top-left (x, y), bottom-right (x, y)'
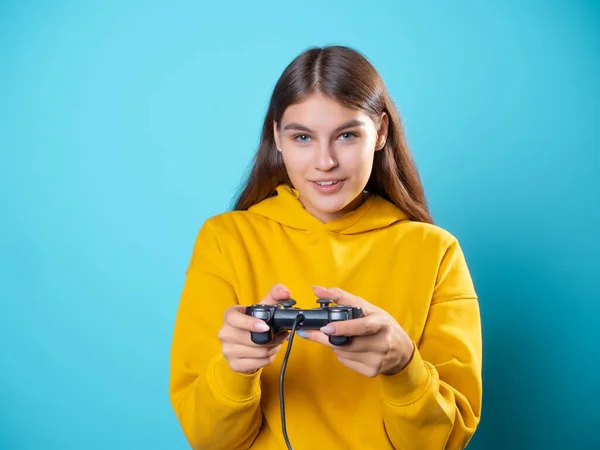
top-left (304, 196), bottom-right (359, 220)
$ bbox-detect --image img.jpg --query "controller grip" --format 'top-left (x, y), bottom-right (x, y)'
top-left (328, 306), bottom-right (362, 346)
top-left (246, 305), bottom-right (274, 345)
top-left (250, 329), bottom-right (273, 345)
top-left (329, 335), bottom-right (350, 346)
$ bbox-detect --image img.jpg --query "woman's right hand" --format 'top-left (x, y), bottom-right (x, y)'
top-left (218, 284), bottom-right (292, 374)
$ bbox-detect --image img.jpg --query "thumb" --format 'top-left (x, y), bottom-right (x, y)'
top-left (311, 286), bottom-right (379, 315)
top-left (259, 283), bottom-right (292, 305)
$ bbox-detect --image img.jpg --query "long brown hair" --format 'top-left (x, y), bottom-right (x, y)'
top-left (232, 45), bottom-right (433, 224)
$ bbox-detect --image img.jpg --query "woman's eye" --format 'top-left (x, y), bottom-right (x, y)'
top-left (292, 132), bottom-right (357, 143)
top-left (293, 134), bottom-right (311, 142)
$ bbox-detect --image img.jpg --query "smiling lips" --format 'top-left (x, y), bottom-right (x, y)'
top-left (311, 179), bottom-right (345, 193)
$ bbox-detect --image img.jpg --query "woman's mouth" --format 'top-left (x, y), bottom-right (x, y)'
top-left (311, 179), bottom-right (345, 194)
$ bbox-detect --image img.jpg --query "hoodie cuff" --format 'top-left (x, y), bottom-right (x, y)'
top-left (378, 344), bottom-right (432, 406)
top-left (207, 354), bottom-right (262, 403)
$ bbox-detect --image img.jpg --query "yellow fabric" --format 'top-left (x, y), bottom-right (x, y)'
top-left (169, 184), bottom-right (482, 449)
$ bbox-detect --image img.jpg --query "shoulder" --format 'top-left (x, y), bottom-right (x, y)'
top-left (394, 219), bottom-right (460, 251)
top-left (195, 209), bottom-right (269, 241)
top-left (384, 219), bottom-right (470, 274)
top-left (401, 222), bottom-right (473, 289)
top-left (203, 209), bottom-right (270, 228)
top-left (201, 210), bottom-right (249, 229)
top-left (186, 211), bottom-right (259, 268)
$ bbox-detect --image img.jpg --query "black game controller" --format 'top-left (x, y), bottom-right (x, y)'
top-left (245, 298), bottom-right (364, 346)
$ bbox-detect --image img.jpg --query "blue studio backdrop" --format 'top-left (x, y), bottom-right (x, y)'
top-left (1, 1), bottom-right (598, 449)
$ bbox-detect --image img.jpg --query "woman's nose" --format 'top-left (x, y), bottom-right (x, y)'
top-left (313, 143), bottom-right (338, 171)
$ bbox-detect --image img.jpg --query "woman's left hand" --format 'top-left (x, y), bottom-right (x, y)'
top-left (299, 286), bottom-right (416, 377)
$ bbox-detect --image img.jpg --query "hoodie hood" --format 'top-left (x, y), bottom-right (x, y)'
top-left (248, 184), bottom-right (409, 235)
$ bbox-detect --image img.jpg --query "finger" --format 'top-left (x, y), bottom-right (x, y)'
top-left (311, 286), bottom-right (379, 315)
top-left (259, 283), bottom-right (292, 305)
top-left (218, 322), bottom-right (253, 345)
top-left (336, 355), bottom-right (379, 378)
top-left (225, 285), bottom-right (291, 333)
top-left (333, 339), bottom-right (383, 358)
top-left (270, 330), bottom-right (291, 346)
top-left (227, 354), bottom-right (277, 374)
top-left (298, 329), bottom-right (384, 353)
top-left (219, 322), bottom-right (290, 347)
top-left (224, 343), bottom-right (282, 360)
top-left (320, 314), bottom-right (386, 337)
top-left (333, 334), bottom-right (385, 354)
top-left (296, 329), bottom-right (332, 347)
top-left (223, 306), bottom-right (271, 333)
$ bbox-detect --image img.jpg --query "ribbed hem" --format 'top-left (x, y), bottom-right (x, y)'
top-left (378, 345), bottom-right (432, 406)
top-left (207, 354), bottom-right (262, 403)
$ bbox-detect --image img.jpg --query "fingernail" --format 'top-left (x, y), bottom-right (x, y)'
top-left (312, 285), bottom-right (326, 290)
top-left (255, 322), bottom-right (270, 332)
top-left (320, 324), bottom-right (335, 334)
top-left (297, 330), bottom-right (309, 338)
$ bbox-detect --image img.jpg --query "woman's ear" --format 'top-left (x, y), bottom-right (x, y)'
top-left (376, 112), bottom-right (389, 151)
top-left (273, 120), bottom-right (281, 151)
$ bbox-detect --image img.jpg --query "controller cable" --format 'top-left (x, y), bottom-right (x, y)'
top-left (279, 314), bottom-right (304, 450)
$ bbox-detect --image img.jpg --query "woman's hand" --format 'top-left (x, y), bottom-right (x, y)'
top-left (218, 284), bottom-right (291, 374)
top-left (300, 286), bottom-right (415, 377)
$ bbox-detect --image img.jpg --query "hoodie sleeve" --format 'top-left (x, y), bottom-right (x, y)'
top-left (378, 238), bottom-right (483, 450)
top-left (169, 219), bottom-right (263, 450)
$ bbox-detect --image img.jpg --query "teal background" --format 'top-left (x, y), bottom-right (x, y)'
top-left (1, 0), bottom-right (599, 449)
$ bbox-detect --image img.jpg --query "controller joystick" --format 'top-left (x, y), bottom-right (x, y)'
top-left (316, 298), bottom-right (333, 308)
top-left (245, 297), bottom-right (363, 346)
top-left (280, 299), bottom-right (297, 308)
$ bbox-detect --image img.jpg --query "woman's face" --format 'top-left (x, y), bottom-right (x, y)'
top-left (274, 92), bottom-right (388, 223)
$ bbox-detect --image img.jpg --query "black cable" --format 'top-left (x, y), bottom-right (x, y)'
top-left (279, 314), bottom-right (304, 450)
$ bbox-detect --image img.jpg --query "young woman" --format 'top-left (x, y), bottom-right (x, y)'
top-left (169, 45), bottom-right (482, 450)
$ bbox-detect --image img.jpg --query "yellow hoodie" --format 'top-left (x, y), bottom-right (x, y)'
top-left (169, 184), bottom-right (482, 450)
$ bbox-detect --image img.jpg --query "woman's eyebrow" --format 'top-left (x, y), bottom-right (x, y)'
top-left (282, 119), bottom-right (366, 133)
